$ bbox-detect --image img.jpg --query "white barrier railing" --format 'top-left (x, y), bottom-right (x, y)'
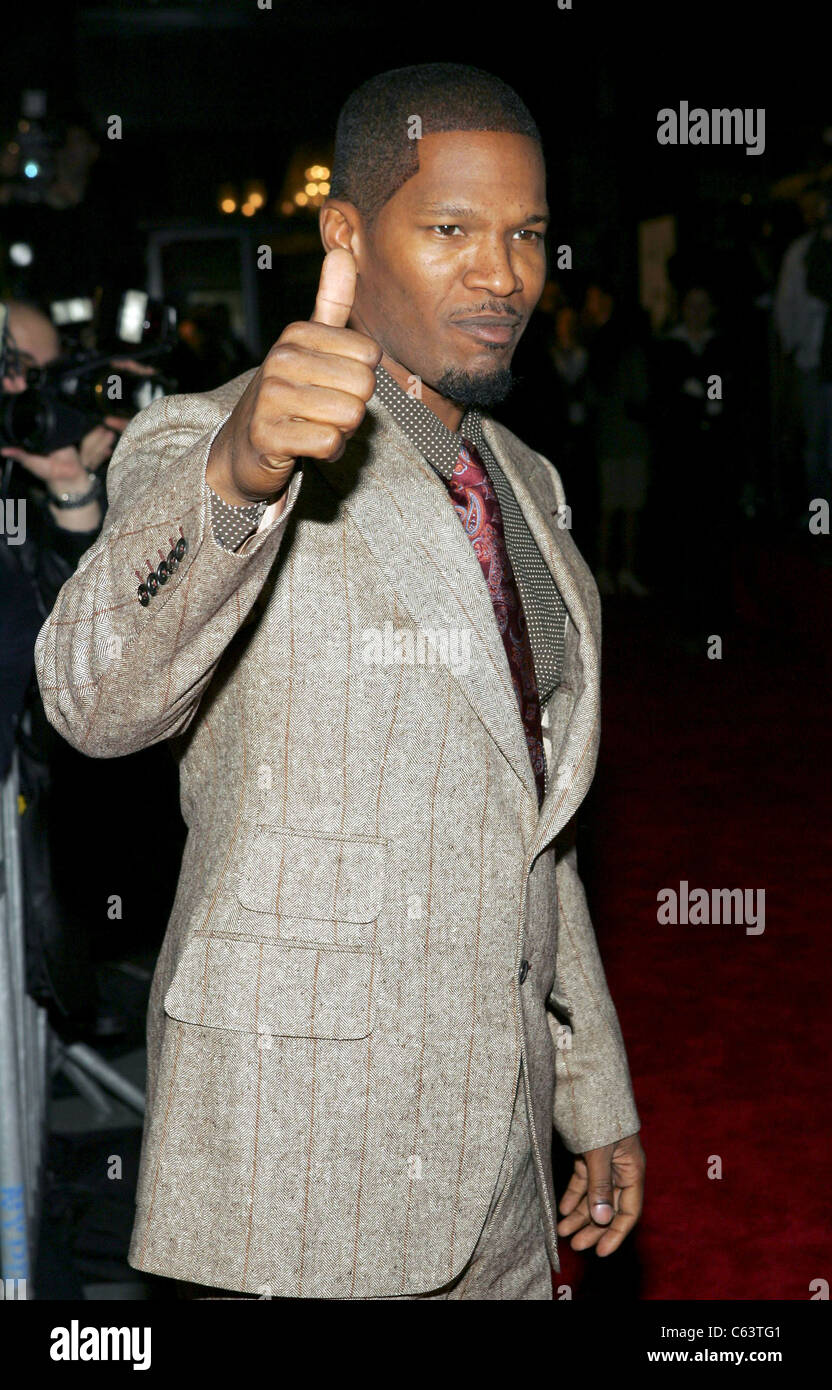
top-left (0, 747), bottom-right (50, 1294)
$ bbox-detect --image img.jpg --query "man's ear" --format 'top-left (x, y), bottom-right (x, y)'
top-left (320, 201), bottom-right (365, 265)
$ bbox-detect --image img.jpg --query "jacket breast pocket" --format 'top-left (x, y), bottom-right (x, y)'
top-left (163, 934), bottom-right (377, 1040)
top-left (234, 825), bottom-right (387, 948)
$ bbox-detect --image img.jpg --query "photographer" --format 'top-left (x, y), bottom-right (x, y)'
top-left (0, 299), bottom-right (123, 535)
top-left (0, 298), bottom-right (155, 1029)
top-left (0, 300), bottom-right (121, 777)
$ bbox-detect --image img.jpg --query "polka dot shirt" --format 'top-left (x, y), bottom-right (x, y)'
top-left (207, 487), bottom-right (269, 551)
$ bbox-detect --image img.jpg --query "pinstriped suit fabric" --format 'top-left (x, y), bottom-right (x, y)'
top-left (34, 371), bottom-right (640, 1298)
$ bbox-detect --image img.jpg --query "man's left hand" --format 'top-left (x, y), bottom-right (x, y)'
top-left (556, 1132), bottom-right (645, 1257)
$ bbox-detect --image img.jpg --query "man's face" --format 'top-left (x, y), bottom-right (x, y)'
top-left (2, 308), bottom-right (60, 394)
top-left (350, 131), bottom-right (548, 406)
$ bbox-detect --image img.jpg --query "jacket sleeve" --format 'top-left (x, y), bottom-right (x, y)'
top-left (34, 373), bottom-right (303, 758)
top-left (550, 824), bottom-right (641, 1154)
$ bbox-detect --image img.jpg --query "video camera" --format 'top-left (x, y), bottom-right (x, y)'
top-left (0, 290), bottom-right (178, 454)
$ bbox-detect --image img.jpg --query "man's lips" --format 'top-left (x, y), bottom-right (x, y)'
top-left (451, 316), bottom-right (520, 345)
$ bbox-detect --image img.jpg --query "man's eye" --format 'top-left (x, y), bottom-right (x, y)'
top-left (515, 229), bottom-right (542, 242)
top-left (432, 224), bottom-right (463, 236)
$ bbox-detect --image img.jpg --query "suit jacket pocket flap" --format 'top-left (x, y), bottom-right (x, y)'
top-left (163, 935), bottom-right (377, 1039)
top-left (236, 826), bottom-right (387, 922)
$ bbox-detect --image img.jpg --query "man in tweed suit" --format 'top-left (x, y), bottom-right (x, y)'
top-left (35, 64), bottom-right (645, 1300)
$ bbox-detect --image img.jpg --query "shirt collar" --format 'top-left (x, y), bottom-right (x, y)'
top-left (371, 362), bottom-right (487, 480)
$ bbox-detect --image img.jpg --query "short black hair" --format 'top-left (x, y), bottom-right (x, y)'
top-left (329, 62), bottom-right (543, 225)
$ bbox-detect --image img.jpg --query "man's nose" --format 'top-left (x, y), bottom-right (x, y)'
top-left (462, 239), bottom-right (522, 298)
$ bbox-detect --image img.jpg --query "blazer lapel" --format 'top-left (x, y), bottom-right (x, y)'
top-left (480, 417), bottom-right (602, 857)
top-left (314, 396), bottom-right (539, 803)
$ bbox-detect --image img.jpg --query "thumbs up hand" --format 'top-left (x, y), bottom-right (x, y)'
top-left (206, 247), bottom-right (382, 507)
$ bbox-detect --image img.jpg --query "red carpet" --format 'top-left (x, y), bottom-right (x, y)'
top-left (555, 537), bottom-right (832, 1299)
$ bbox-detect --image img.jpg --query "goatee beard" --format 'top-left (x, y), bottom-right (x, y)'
top-left (432, 363), bottom-right (515, 408)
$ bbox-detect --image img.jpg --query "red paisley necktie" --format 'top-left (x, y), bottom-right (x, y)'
top-left (444, 437), bottom-right (546, 806)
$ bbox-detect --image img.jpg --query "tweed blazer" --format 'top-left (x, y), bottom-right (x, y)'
top-left (34, 368), bottom-right (641, 1298)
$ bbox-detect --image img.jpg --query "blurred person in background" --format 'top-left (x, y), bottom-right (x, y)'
top-left (1, 300), bottom-right (117, 772)
top-left (547, 302), bottom-right (594, 558)
top-left (583, 280), bottom-right (652, 597)
top-left (802, 189), bottom-right (832, 516)
top-left (168, 301), bottom-right (256, 394)
top-left (652, 282), bottom-right (738, 636)
top-left (0, 298), bottom-right (155, 1033)
top-left (494, 275), bottom-right (564, 454)
top-left (774, 181), bottom-right (830, 519)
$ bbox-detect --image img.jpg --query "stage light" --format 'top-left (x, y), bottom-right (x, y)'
top-left (295, 191), bottom-right (308, 206)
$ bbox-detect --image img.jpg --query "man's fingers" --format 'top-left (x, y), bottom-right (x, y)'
top-left (263, 343), bottom-right (378, 396)
top-left (557, 1164), bottom-right (589, 1218)
top-left (310, 247), bottom-right (356, 328)
top-left (589, 1187), bottom-right (615, 1225)
top-left (591, 1181), bottom-right (644, 1256)
top-left (275, 320), bottom-right (382, 368)
top-left (557, 1150), bottom-right (646, 1253)
top-left (259, 382), bottom-right (368, 434)
top-left (584, 1146), bottom-right (616, 1225)
top-left (255, 416), bottom-right (346, 466)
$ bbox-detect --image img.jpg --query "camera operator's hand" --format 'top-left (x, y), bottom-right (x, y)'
top-left (0, 440), bottom-right (90, 486)
top-left (80, 423), bottom-right (122, 471)
top-left (0, 426), bottom-right (114, 532)
top-left (206, 248), bottom-right (381, 510)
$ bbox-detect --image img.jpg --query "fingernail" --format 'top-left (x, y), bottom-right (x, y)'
top-left (592, 1202), bottom-right (614, 1222)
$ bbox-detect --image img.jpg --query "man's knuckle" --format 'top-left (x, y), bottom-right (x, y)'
top-left (345, 399), bottom-right (366, 430)
top-left (353, 364), bottom-right (377, 398)
top-left (266, 343), bottom-right (298, 375)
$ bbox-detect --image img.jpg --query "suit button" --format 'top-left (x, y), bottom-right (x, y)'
top-left (137, 583), bottom-right (149, 607)
top-left (146, 570), bottom-right (159, 596)
top-left (156, 560), bottom-right (169, 584)
top-left (174, 537), bottom-right (187, 560)
top-left (167, 548), bottom-right (179, 571)
top-left (518, 959), bottom-right (530, 984)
